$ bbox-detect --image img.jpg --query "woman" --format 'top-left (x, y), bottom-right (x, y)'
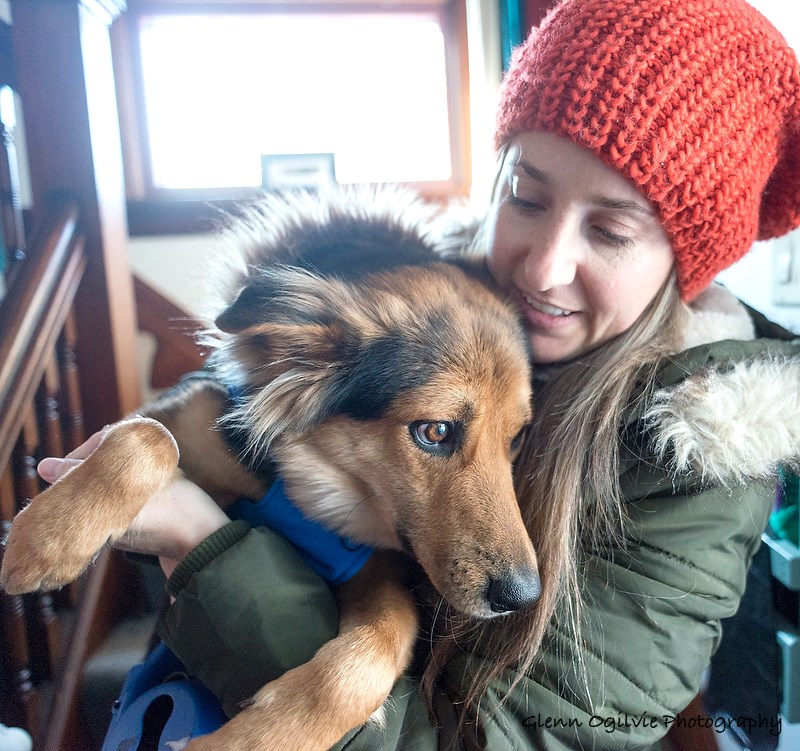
top-left (41, 0), bottom-right (800, 748)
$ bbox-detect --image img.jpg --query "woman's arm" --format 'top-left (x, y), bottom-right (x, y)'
top-left (157, 521), bottom-right (340, 719)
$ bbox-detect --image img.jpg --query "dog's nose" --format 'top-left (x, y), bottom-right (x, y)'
top-left (488, 567), bottom-right (541, 613)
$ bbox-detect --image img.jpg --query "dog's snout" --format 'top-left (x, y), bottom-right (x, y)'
top-left (488, 567), bottom-right (541, 613)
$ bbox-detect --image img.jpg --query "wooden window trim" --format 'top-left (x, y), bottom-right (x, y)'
top-left (112, 0), bottom-right (470, 235)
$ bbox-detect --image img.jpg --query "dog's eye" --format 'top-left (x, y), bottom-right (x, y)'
top-left (409, 421), bottom-right (457, 455)
top-left (415, 421), bottom-right (450, 445)
top-left (510, 425), bottom-right (529, 459)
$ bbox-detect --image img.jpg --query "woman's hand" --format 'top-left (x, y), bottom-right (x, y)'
top-left (38, 426), bottom-right (230, 578)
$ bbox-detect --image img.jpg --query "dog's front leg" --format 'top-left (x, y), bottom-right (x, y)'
top-left (186, 553), bottom-right (418, 751)
top-left (1, 418), bottom-right (180, 594)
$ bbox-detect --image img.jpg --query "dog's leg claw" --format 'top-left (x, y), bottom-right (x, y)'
top-left (0, 418), bottom-right (179, 595)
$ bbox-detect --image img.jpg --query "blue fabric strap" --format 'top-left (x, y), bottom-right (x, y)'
top-left (228, 478), bottom-right (373, 586)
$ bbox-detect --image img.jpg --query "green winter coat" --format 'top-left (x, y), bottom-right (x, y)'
top-left (158, 293), bottom-right (800, 751)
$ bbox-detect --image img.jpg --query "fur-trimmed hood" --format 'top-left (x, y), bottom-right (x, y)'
top-left (644, 285), bottom-right (800, 486)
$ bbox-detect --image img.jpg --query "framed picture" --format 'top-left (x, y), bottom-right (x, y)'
top-left (261, 153), bottom-right (336, 191)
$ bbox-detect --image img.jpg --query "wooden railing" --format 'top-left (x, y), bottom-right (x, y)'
top-left (0, 205), bottom-right (84, 468)
top-left (0, 203), bottom-right (81, 743)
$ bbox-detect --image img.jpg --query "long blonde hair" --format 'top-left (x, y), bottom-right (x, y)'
top-left (421, 160), bottom-right (687, 724)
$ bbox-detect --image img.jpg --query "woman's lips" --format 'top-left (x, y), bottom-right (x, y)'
top-left (514, 288), bottom-right (579, 329)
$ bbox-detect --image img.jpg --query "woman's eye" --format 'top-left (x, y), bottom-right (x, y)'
top-left (508, 175), bottom-right (544, 212)
top-left (594, 226), bottom-right (635, 249)
top-left (409, 421), bottom-right (458, 455)
top-left (508, 194), bottom-right (543, 211)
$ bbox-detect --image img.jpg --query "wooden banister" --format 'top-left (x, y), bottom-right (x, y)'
top-left (0, 204), bottom-right (83, 472)
top-left (0, 203), bottom-right (87, 747)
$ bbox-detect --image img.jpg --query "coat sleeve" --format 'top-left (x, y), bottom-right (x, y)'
top-left (157, 520), bottom-right (339, 718)
top-left (156, 519), bottom-right (438, 748)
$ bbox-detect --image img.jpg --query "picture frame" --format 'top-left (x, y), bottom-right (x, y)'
top-left (261, 153), bottom-right (336, 191)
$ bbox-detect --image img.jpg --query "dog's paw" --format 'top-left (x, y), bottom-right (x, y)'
top-left (0, 491), bottom-right (107, 594)
top-left (1, 418), bottom-right (180, 595)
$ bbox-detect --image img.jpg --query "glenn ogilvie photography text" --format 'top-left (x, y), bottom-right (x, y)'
top-left (522, 712), bottom-right (783, 736)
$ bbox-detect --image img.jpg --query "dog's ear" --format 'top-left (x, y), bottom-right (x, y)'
top-left (215, 286), bottom-right (266, 333)
top-left (218, 267), bottom-right (359, 364)
top-left (215, 269), bottom-right (284, 334)
top-left (215, 266), bottom-right (345, 333)
top-left (216, 267), bottom-right (381, 446)
top-left (216, 263), bottom-right (438, 436)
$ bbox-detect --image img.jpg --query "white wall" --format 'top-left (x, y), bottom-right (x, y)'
top-left (128, 233), bottom-right (222, 316)
top-left (746, 0), bottom-right (800, 51)
top-left (718, 237), bottom-right (800, 334)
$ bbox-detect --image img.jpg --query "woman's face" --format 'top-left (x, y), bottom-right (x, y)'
top-left (486, 131), bottom-right (675, 364)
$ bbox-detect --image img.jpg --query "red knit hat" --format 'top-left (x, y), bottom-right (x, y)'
top-left (495, 0), bottom-right (800, 301)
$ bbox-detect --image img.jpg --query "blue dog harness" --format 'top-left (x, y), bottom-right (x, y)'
top-left (227, 477), bottom-right (373, 586)
top-left (102, 642), bottom-right (227, 750)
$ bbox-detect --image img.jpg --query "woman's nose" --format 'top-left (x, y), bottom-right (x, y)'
top-left (522, 221), bottom-right (579, 290)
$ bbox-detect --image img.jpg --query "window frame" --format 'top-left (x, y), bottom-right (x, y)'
top-left (111, 0), bottom-right (471, 235)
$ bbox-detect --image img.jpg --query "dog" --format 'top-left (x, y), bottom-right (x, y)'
top-left (1, 186), bottom-right (540, 751)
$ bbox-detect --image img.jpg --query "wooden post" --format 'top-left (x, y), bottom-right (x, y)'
top-left (11, 0), bottom-right (140, 432)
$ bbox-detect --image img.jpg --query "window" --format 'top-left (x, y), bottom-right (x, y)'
top-left (112, 1), bottom-right (470, 234)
